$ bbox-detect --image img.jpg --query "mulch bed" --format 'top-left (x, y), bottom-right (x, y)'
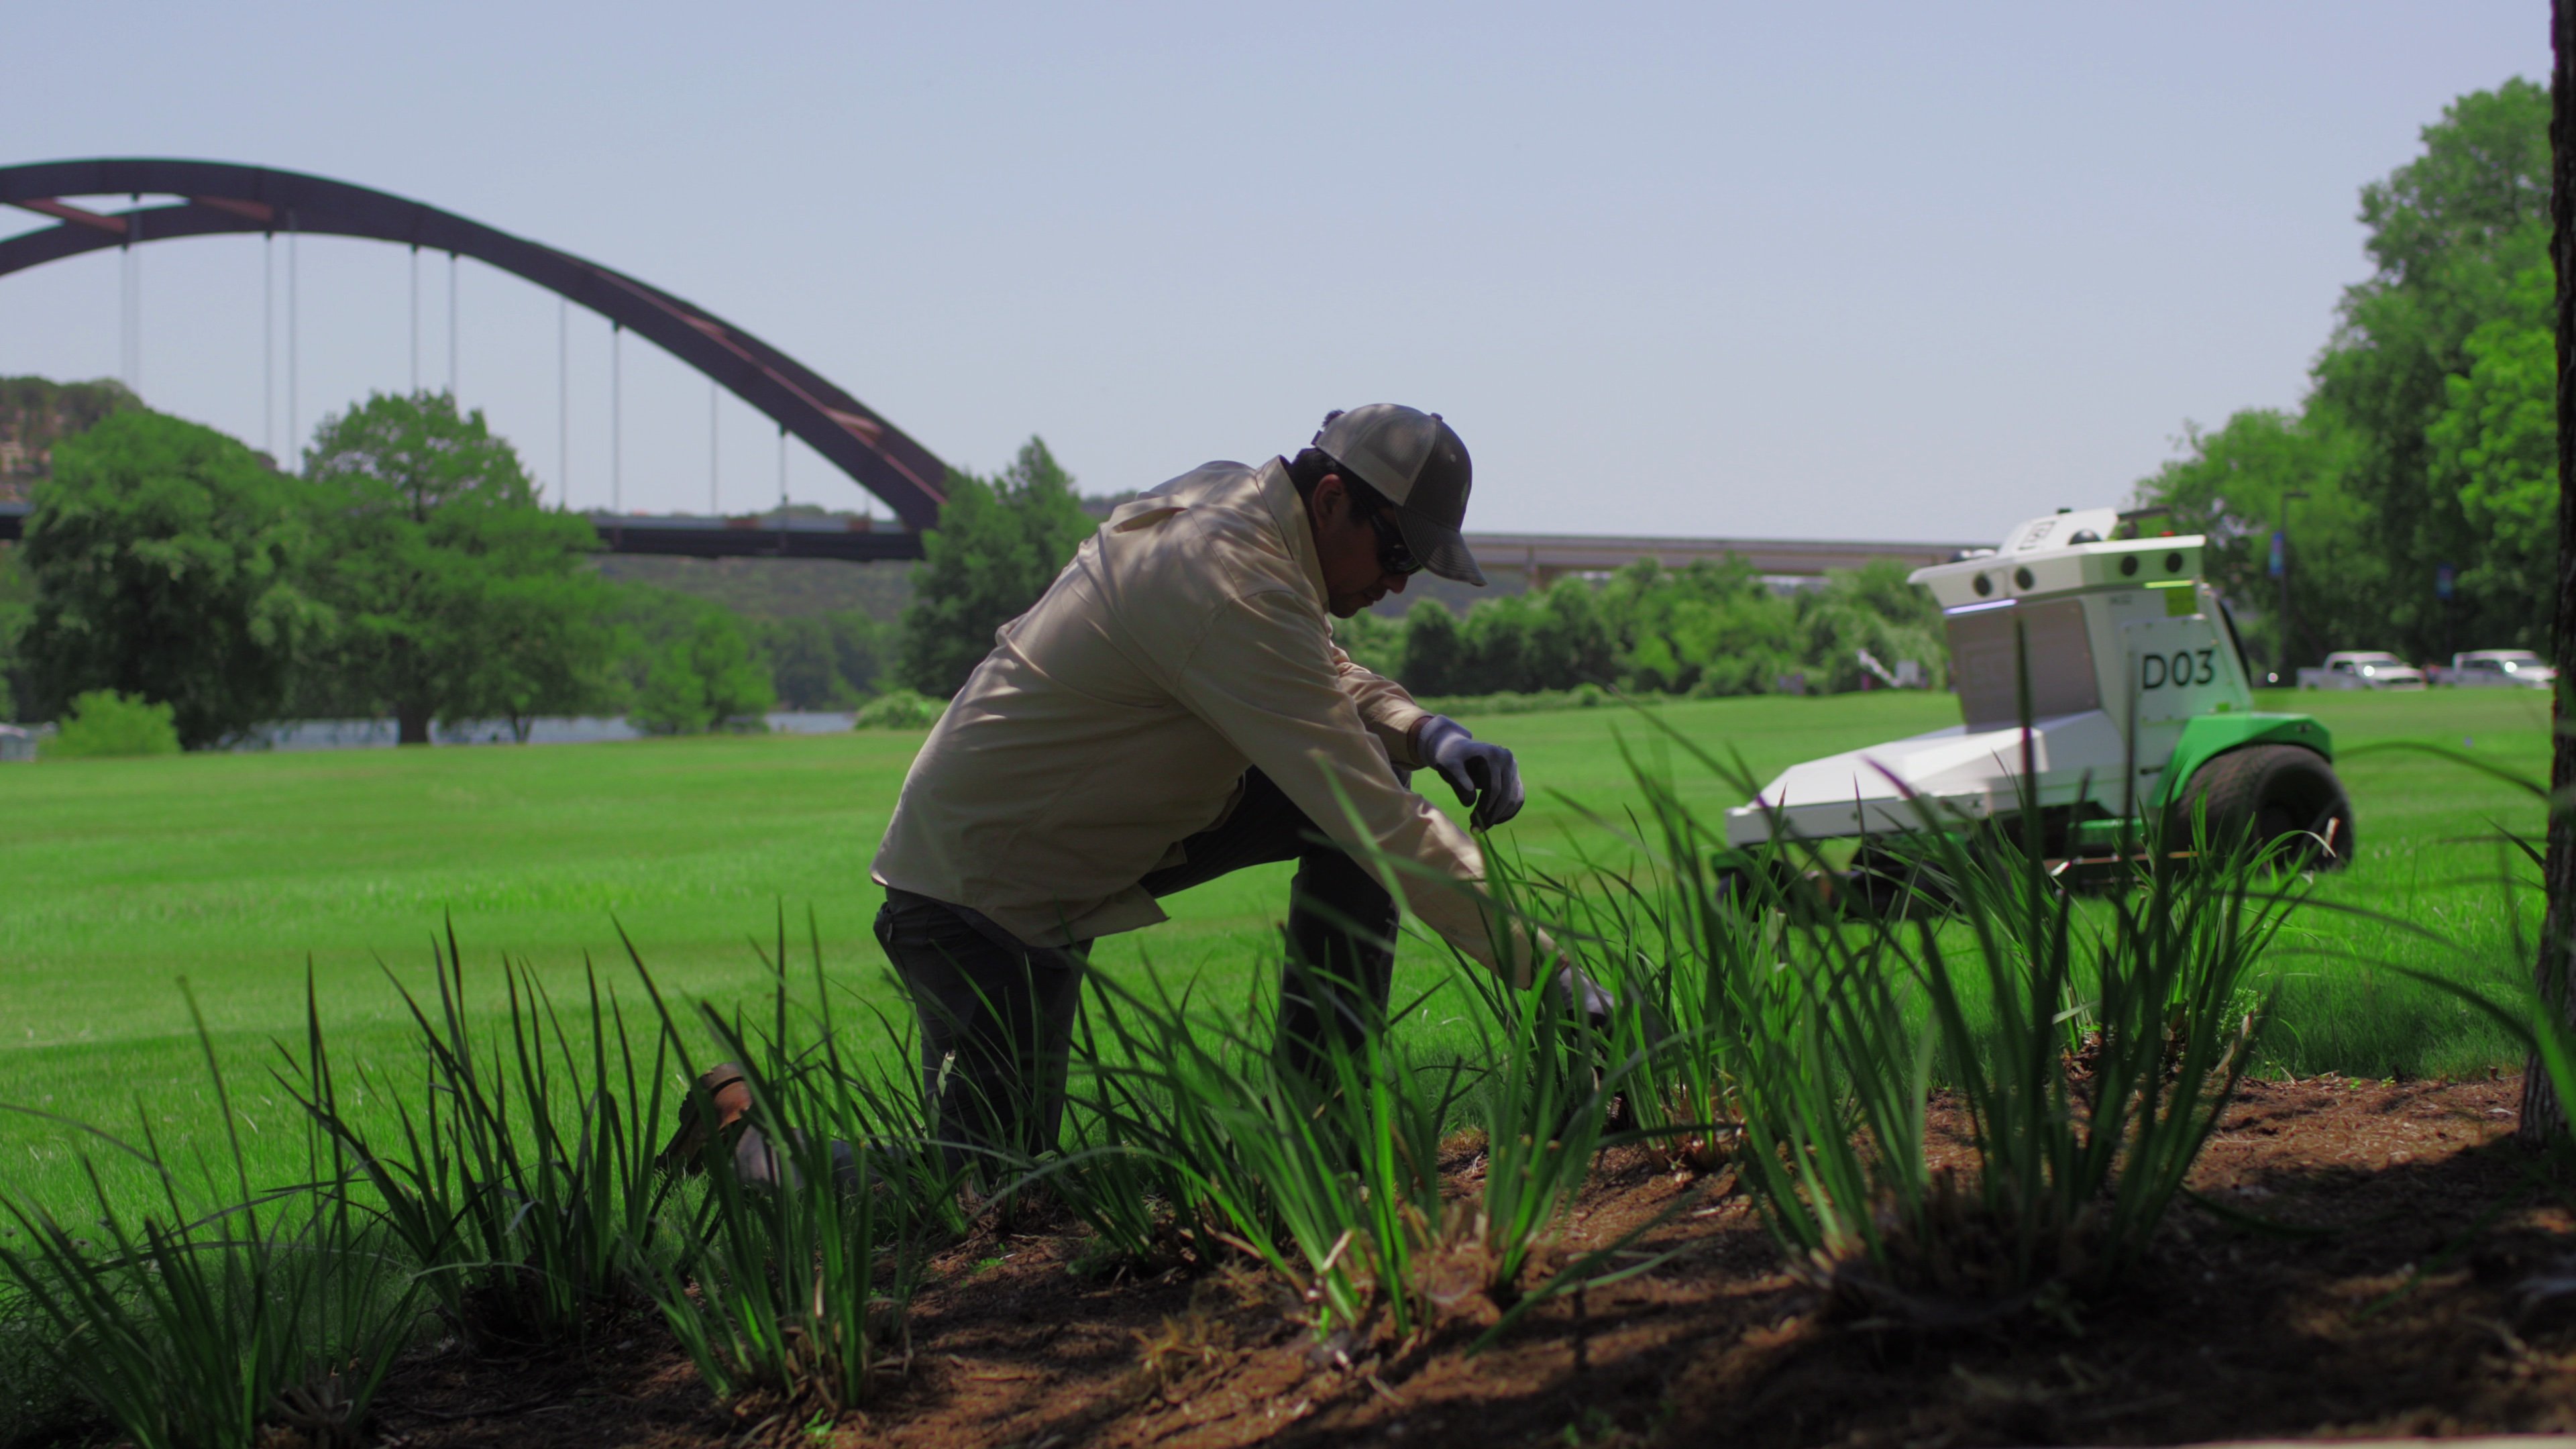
top-left (359, 1074), bottom-right (2576, 1449)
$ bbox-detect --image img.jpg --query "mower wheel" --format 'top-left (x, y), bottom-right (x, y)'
top-left (2171, 744), bottom-right (2355, 870)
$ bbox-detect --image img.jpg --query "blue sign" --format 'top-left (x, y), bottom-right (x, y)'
top-left (2268, 531), bottom-right (2286, 578)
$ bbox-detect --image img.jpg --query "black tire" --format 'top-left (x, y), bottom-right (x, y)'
top-left (2170, 744), bottom-right (2356, 870)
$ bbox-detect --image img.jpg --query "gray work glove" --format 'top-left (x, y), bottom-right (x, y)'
top-left (1415, 714), bottom-right (1525, 829)
top-left (1545, 961), bottom-right (1619, 1032)
top-left (1545, 961), bottom-right (1673, 1052)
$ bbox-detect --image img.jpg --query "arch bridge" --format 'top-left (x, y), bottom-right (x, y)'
top-left (0, 158), bottom-right (946, 551)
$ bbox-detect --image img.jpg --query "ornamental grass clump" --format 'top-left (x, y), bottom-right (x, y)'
top-left (284, 924), bottom-right (683, 1347)
top-left (1614, 713), bottom-right (2295, 1322)
top-left (1064, 965), bottom-right (1466, 1340)
top-left (1046, 971), bottom-right (1263, 1273)
top-left (1053, 849), bottom-right (1681, 1347)
top-left (1436, 853), bottom-right (1682, 1334)
top-left (635, 918), bottom-right (933, 1415)
top-left (0, 986), bottom-right (419, 1449)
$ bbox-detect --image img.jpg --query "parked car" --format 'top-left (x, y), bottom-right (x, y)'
top-left (2436, 649), bottom-right (2557, 689)
top-left (2296, 651), bottom-right (2427, 691)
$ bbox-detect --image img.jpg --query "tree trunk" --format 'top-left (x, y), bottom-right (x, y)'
top-left (2520, 0), bottom-right (2576, 1142)
top-left (397, 706), bottom-right (433, 746)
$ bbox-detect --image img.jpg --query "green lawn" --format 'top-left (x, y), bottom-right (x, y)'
top-left (0, 687), bottom-right (2553, 1210)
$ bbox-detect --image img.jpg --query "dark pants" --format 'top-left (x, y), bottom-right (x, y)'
top-left (874, 768), bottom-right (1401, 1167)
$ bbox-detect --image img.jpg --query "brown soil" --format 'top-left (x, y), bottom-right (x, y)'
top-left (365, 1075), bottom-right (2576, 1449)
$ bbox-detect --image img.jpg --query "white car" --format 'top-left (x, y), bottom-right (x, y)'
top-left (2444, 649), bottom-right (2557, 689)
top-left (2296, 651), bottom-right (2426, 691)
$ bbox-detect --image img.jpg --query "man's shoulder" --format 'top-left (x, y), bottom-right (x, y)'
top-left (1109, 460), bottom-right (1296, 579)
top-left (1130, 459), bottom-right (1264, 510)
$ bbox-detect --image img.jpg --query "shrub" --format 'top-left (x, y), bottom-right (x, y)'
top-left (40, 690), bottom-right (180, 759)
top-left (855, 688), bottom-right (942, 730)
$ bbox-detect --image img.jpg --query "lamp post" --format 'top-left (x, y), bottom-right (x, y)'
top-left (2274, 490), bottom-right (2309, 682)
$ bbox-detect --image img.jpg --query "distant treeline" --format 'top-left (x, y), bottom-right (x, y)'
top-left (0, 393), bottom-right (898, 747)
top-left (0, 392), bottom-right (1951, 750)
top-left (1332, 558), bottom-right (1945, 700)
top-left (888, 439), bottom-right (1951, 704)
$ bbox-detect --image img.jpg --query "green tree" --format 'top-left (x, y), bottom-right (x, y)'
top-left (2129, 409), bottom-right (2372, 669)
top-left (1599, 557), bottom-right (1801, 696)
top-left (824, 610), bottom-right (892, 698)
top-left (1460, 591), bottom-right (1540, 694)
top-left (1399, 599), bottom-right (1466, 694)
top-left (623, 590), bottom-right (775, 735)
top-left (1798, 559), bottom-right (1949, 694)
top-left (0, 545), bottom-right (29, 720)
top-left (19, 411), bottom-right (325, 748)
top-left (2312, 78), bottom-right (2552, 655)
top-left (1330, 606), bottom-right (1405, 682)
top-left (1525, 576), bottom-right (1619, 689)
top-left (305, 392), bottom-right (618, 743)
top-left (757, 616), bottom-right (859, 710)
top-left (2425, 260), bottom-right (2557, 651)
top-left (899, 437), bottom-right (1091, 697)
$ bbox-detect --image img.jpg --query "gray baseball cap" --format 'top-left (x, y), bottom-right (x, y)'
top-left (1313, 404), bottom-right (1485, 586)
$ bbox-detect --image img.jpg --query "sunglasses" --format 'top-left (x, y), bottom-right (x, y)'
top-left (1359, 499), bottom-right (1425, 577)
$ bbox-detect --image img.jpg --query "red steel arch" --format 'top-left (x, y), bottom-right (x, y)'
top-left (0, 158), bottom-right (949, 537)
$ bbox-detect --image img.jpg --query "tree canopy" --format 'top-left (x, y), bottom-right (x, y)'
top-left (2139, 79), bottom-right (2556, 661)
top-left (899, 437), bottom-right (1091, 698)
top-left (616, 586), bottom-right (777, 735)
top-left (303, 392), bottom-right (619, 743)
top-left (19, 411), bottom-right (325, 749)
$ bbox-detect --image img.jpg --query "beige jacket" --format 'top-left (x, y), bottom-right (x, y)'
top-left (871, 457), bottom-right (1521, 973)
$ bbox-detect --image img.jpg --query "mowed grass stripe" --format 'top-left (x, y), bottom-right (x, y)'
top-left (0, 688), bottom-right (2548, 1212)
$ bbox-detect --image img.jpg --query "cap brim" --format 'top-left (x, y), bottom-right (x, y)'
top-left (1394, 508), bottom-right (1485, 586)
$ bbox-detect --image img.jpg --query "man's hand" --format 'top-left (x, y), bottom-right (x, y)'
top-left (1415, 714), bottom-right (1524, 829)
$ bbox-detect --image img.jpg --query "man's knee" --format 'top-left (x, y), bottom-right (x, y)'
top-left (1291, 842), bottom-right (1397, 935)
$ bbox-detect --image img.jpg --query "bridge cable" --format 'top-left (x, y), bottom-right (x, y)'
top-left (709, 379), bottom-right (719, 515)
top-left (119, 203), bottom-right (138, 393)
top-left (446, 253), bottom-right (458, 400)
top-left (287, 211), bottom-right (299, 466)
top-left (409, 247), bottom-right (419, 395)
top-left (262, 233), bottom-right (273, 456)
top-left (610, 322), bottom-right (623, 513)
top-left (557, 299), bottom-right (569, 506)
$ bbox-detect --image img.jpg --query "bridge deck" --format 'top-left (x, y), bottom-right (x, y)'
top-left (0, 500), bottom-right (1980, 575)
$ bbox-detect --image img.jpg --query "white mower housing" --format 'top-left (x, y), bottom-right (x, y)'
top-left (1724, 508), bottom-right (2291, 849)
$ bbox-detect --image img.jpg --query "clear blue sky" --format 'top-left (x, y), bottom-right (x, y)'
top-left (0, 2), bottom-right (2546, 543)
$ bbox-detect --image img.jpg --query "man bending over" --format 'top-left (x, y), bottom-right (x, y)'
top-left (871, 405), bottom-right (1550, 1164)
